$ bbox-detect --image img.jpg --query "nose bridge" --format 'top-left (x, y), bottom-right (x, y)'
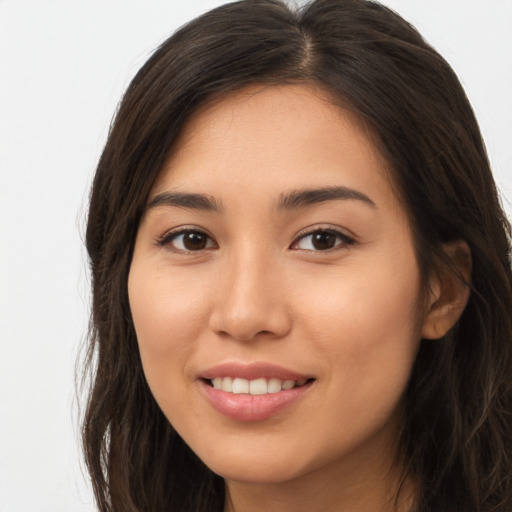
top-left (209, 240), bottom-right (291, 341)
top-left (230, 244), bottom-right (273, 309)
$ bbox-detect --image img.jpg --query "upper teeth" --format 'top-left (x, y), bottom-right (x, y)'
top-left (211, 377), bottom-right (307, 395)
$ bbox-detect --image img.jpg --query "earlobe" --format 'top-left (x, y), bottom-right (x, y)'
top-left (421, 240), bottom-right (472, 340)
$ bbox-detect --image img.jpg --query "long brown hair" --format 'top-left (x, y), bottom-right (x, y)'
top-left (83, 1), bottom-right (512, 510)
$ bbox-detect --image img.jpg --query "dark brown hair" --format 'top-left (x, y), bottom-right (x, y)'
top-left (83, 1), bottom-right (512, 510)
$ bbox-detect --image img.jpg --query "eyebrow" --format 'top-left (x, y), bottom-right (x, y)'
top-left (147, 191), bottom-right (221, 212)
top-left (146, 185), bottom-right (376, 214)
top-left (277, 186), bottom-right (377, 211)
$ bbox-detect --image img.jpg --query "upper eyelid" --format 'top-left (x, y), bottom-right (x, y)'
top-left (157, 225), bottom-right (216, 245)
top-left (156, 224), bottom-right (355, 248)
top-left (289, 226), bottom-right (356, 252)
top-left (292, 224), bottom-right (356, 242)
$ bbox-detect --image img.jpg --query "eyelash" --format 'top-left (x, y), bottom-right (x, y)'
top-left (291, 226), bottom-right (356, 252)
top-left (156, 225), bottom-right (355, 254)
top-left (156, 226), bottom-right (217, 253)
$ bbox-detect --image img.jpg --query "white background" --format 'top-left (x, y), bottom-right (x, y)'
top-left (1, 1), bottom-right (510, 510)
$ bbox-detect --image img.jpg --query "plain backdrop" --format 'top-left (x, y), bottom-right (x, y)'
top-left (0, 1), bottom-right (510, 510)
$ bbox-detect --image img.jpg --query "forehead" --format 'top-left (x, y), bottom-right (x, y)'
top-left (151, 84), bottom-right (396, 211)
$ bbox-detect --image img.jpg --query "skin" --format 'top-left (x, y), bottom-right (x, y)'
top-left (128, 85), bottom-right (466, 512)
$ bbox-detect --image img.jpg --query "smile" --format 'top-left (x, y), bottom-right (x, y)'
top-left (199, 362), bottom-right (315, 421)
top-left (209, 377), bottom-right (309, 395)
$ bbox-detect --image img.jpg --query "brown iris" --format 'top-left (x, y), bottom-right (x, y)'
top-left (311, 231), bottom-right (337, 250)
top-left (182, 232), bottom-right (209, 251)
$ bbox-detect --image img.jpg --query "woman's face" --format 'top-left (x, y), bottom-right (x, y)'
top-left (128, 85), bottom-right (428, 485)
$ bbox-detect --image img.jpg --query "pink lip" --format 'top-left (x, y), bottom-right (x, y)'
top-left (200, 381), bottom-right (312, 422)
top-left (200, 361), bottom-right (310, 381)
top-left (198, 362), bottom-right (314, 422)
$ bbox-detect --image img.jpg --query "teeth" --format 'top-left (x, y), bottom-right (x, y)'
top-left (281, 380), bottom-right (295, 390)
top-left (232, 378), bottom-right (249, 394)
top-left (210, 377), bottom-right (308, 395)
top-left (221, 377), bottom-right (233, 392)
top-left (267, 378), bottom-right (282, 394)
top-left (249, 378), bottom-right (267, 395)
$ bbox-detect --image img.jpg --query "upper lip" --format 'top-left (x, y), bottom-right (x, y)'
top-left (200, 362), bottom-right (312, 381)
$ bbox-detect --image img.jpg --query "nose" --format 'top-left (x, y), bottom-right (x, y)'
top-left (208, 250), bottom-right (292, 342)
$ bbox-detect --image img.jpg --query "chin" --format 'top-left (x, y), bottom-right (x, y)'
top-left (184, 434), bottom-right (296, 483)
top-left (193, 434), bottom-right (331, 486)
top-left (209, 457), bottom-right (307, 485)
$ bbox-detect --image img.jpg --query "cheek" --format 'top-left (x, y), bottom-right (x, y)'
top-left (286, 262), bottom-right (423, 462)
top-left (295, 253), bottom-right (423, 392)
top-left (127, 263), bottom-right (210, 384)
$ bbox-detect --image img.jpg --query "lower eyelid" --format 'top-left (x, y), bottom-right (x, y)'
top-left (156, 228), bottom-right (216, 250)
top-left (291, 229), bottom-right (355, 250)
top-left (156, 226), bottom-right (354, 252)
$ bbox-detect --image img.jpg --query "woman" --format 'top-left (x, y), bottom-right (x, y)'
top-left (82, 0), bottom-right (512, 510)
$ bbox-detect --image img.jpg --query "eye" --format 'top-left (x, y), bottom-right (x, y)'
top-left (291, 228), bottom-right (354, 251)
top-left (158, 229), bottom-right (216, 252)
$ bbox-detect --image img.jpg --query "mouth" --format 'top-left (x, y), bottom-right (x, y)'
top-left (204, 376), bottom-right (315, 395)
top-left (198, 362), bottom-right (316, 421)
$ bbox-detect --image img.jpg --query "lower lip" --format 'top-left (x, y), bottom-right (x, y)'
top-left (200, 380), bottom-right (312, 422)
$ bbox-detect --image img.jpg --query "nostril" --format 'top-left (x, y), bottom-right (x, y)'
top-left (208, 294), bottom-right (293, 342)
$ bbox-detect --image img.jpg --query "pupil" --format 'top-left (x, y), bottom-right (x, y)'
top-left (184, 232), bottom-right (207, 250)
top-left (312, 231), bottom-right (335, 250)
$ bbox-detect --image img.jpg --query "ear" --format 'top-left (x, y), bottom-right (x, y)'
top-left (421, 240), bottom-right (472, 340)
